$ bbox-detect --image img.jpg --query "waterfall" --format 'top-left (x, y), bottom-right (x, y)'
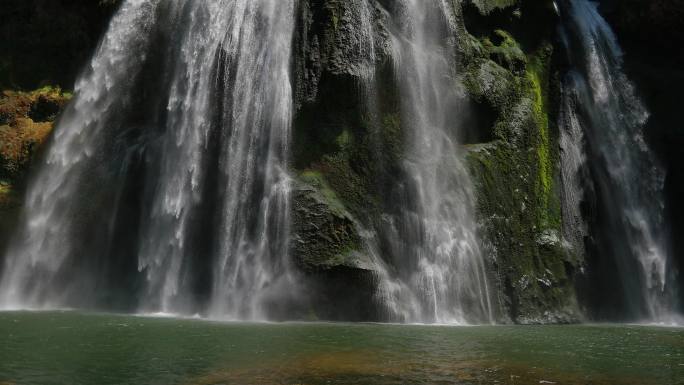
top-left (558, 76), bottom-right (588, 260)
top-left (0, 0), bottom-right (297, 320)
top-left (559, 0), bottom-right (677, 321)
top-left (1, 0), bottom-right (493, 323)
top-left (0, 0), bottom-right (164, 310)
top-left (379, 0), bottom-right (493, 324)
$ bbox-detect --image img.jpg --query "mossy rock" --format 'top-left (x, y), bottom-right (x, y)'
top-left (463, 27), bottom-right (581, 323)
top-left (291, 171), bottom-right (374, 272)
top-left (464, 58), bottom-right (517, 113)
top-left (467, 142), bottom-right (580, 323)
top-left (481, 30), bottom-right (527, 74)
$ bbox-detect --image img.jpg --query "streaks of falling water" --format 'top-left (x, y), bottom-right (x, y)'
top-left (0, 0), bottom-right (164, 310)
top-left (558, 76), bottom-right (588, 258)
top-left (559, 0), bottom-right (677, 321)
top-left (136, 0), bottom-right (236, 315)
top-left (380, 0), bottom-right (494, 324)
top-left (207, 0), bottom-right (296, 320)
top-left (0, 0), bottom-right (297, 320)
top-left (136, 0), bottom-right (297, 320)
top-left (349, 0), bottom-right (419, 322)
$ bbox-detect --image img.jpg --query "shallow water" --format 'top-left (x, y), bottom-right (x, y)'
top-left (0, 312), bottom-right (682, 385)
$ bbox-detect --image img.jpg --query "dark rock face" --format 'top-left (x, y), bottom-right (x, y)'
top-left (293, 0), bottom-right (391, 108)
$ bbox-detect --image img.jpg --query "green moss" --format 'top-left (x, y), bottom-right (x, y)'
top-left (469, 144), bottom-right (575, 321)
top-left (528, 61), bottom-right (551, 219)
top-left (480, 30), bottom-right (527, 73)
top-left (32, 85), bottom-right (68, 97)
top-left (331, 13), bottom-right (339, 30)
top-left (464, 30), bottom-right (578, 323)
top-left (325, 0), bottom-right (343, 31)
top-left (525, 46), bottom-right (561, 230)
top-left (299, 170), bottom-right (347, 216)
top-left (291, 12), bottom-right (580, 322)
top-left (335, 129), bottom-right (351, 150)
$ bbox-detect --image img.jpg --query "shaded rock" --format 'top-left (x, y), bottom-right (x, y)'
top-left (0, 0), bottom-right (121, 89)
top-left (293, 0), bottom-right (391, 108)
top-left (291, 171), bottom-right (374, 272)
top-left (291, 171), bottom-right (384, 321)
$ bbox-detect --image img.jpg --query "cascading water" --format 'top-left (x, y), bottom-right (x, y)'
top-left (0, 0), bottom-right (164, 310)
top-left (0, 0), bottom-right (297, 320)
top-left (558, 78), bottom-right (588, 258)
top-left (559, 0), bottom-right (678, 322)
top-left (378, 0), bottom-right (494, 324)
top-left (203, 0), bottom-right (295, 320)
top-left (1, 0), bottom-right (494, 324)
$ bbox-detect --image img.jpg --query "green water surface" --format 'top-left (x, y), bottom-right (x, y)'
top-left (0, 311), bottom-right (682, 384)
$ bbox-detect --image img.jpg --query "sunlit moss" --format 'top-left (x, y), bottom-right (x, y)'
top-left (526, 46), bottom-right (562, 230)
top-left (528, 61), bottom-right (551, 215)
